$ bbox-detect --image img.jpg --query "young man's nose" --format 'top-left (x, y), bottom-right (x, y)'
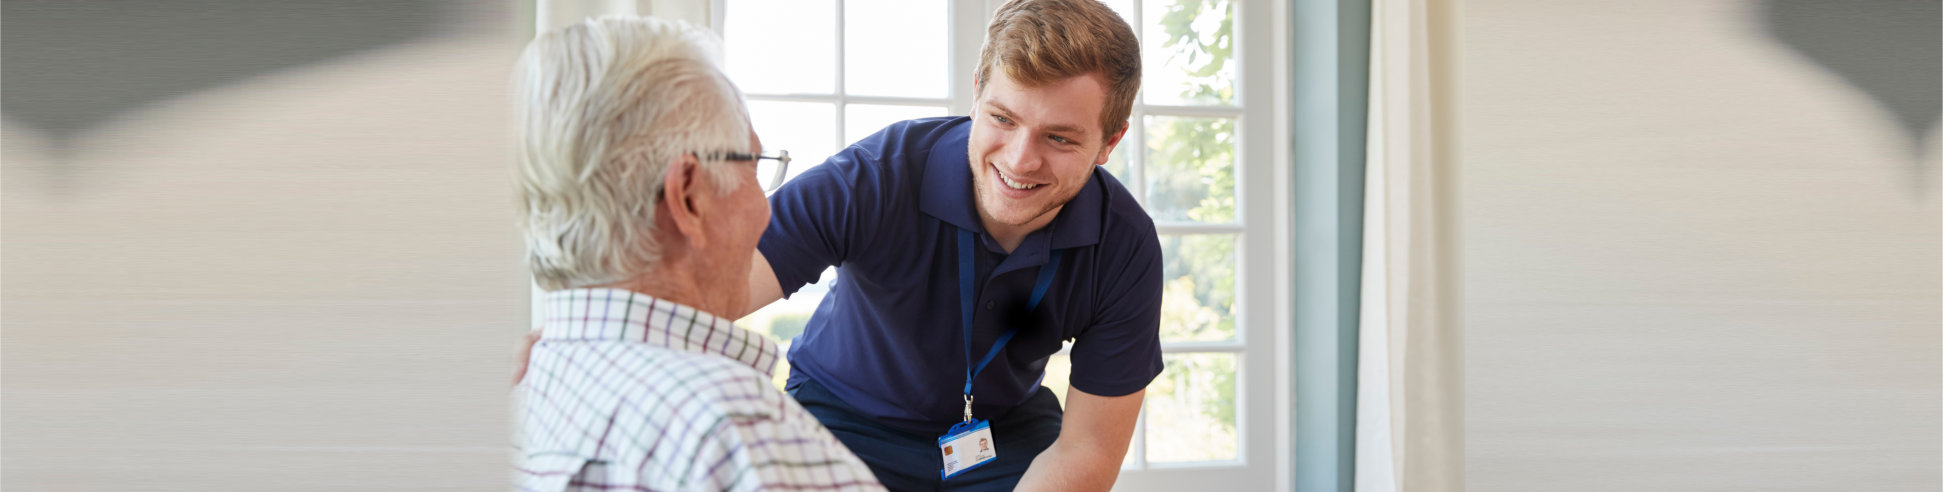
top-left (1001, 131), bottom-right (1045, 174)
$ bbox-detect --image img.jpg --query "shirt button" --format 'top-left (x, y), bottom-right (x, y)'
top-left (985, 300), bottom-right (996, 311)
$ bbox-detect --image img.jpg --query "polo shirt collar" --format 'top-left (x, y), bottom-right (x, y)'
top-left (538, 288), bottom-right (780, 376)
top-left (919, 118), bottom-right (1106, 256)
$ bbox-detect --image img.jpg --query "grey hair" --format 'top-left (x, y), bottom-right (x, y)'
top-left (514, 16), bottom-right (753, 290)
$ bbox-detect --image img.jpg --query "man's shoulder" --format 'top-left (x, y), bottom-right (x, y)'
top-left (841, 116), bottom-right (968, 166)
top-left (1090, 168), bottom-right (1160, 249)
top-left (804, 116), bottom-right (969, 214)
top-left (858, 115), bottom-right (967, 147)
top-left (526, 343), bottom-right (786, 421)
top-left (614, 345), bottom-right (786, 411)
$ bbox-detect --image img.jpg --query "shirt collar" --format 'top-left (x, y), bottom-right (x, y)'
top-left (538, 288), bottom-right (779, 376)
top-left (919, 117), bottom-right (1106, 255)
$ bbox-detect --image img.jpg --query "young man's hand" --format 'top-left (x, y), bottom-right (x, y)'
top-left (513, 329), bottom-right (541, 385)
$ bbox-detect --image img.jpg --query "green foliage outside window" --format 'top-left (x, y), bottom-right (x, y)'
top-left (768, 313), bottom-right (811, 341)
top-left (1147, 0), bottom-right (1240, 460)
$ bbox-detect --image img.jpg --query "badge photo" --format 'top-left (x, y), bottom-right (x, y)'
top-left (939, 419), bottom-right (998, 479)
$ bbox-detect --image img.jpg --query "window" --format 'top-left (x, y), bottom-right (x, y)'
top-left (718, 0), bottom-right (957, 389)
top-left (719, 0), bottom-right (1279, 488)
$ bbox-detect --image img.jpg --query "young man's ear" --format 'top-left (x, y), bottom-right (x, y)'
top-left (1095, 122), bottom-right (1130, 166)
top-left (658, 154), bottom-right (710, 250)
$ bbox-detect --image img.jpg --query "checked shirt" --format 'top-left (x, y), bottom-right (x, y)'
top-left (516, 289), bottom-right (884, 492)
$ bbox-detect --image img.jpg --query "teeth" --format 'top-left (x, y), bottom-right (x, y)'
top-left (998, 172), bottom-right (1040, 190)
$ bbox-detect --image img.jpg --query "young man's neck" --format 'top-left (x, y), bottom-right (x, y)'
top-left (980, 205), bottom-right (1063, 254)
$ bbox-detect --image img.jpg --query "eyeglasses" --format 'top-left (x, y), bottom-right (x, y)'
top-left (704, 150), bottom-right (791, 193)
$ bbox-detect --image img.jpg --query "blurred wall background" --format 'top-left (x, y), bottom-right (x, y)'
top-left (3, 2), bottom-right (528, 489)
top-left (1464, 0), bottom-right (1941, 490)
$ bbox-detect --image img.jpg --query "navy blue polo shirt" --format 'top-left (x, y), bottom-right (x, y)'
top-left (759, 116), bottom-right (1165, 434)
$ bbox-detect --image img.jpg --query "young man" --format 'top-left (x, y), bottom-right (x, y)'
top-left (742, 1), bottom-right (1161, 490)
top-left (511, 16), bottom-right (882, 492)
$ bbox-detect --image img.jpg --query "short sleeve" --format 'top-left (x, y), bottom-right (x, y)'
top-left (757, 145), bottom-right (889, 298)
top-left (1066, 227), bottom-right (1166, 397)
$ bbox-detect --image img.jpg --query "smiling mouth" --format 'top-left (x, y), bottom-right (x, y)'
top-left (992, 164), bottom-right (1043, 190)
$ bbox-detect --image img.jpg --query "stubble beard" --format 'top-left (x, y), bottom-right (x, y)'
top-left (971, 164), bottom-right (1083, 230)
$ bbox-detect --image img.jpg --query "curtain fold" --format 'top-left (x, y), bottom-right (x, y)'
top-left (1355, 0), bottom-right (1461, 489)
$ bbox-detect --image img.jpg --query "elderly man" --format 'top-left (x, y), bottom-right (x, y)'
top-left (511, 16), bottom-right (882, 492)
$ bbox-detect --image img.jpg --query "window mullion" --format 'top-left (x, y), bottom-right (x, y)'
top-left (1139, 104), bottom-right (1245, 118)
top-left (948, 0), bottom-right (982, 116)
top-left (709, 0), bottom-right (726, 34)
top-left (743, 94), bottom-right (846, 104)
top-left (1160, 341), bottom-right (1246, 353)
top-left (845, 95), bottom-right (953, 106)
top-left (1127, 0), bottom-right (1149, 472)
top-left (1153, 222), bottom-right (1245, 235)
top-left (1129, 0), bottom-right (1147, 210)
top-left (833, 0), bottom-right (848, 150)
top-left (1131, 105), bottom-right (1148, 209)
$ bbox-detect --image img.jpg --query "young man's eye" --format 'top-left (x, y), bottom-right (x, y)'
top-left (991, 114), bottom-right (1012, 125)
top-left (1049, 135), bottom-right (1071, 144)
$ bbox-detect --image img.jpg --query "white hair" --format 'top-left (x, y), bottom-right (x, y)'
top-left (514, 16), bottom-right (753, 290)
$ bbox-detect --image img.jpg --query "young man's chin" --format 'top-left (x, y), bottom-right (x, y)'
top-left (981, 200), bottom-right (1066, 228)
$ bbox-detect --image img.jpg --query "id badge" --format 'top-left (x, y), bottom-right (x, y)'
top-left (938, 419), bottom-right (998, 479)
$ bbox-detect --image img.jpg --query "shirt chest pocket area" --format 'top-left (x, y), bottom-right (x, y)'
top-left (992, 291), bottom-right (1084, 361)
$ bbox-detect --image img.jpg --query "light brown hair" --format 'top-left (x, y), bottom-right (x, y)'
top-left (975, 0), bottom-right (1141, 138)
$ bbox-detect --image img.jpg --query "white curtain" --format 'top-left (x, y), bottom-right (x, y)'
top-left (1355, 0), bottom-right (1462, 490)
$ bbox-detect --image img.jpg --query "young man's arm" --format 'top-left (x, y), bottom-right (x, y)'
top-left (735, 124), bottom-right (913, 321)
top-left (733, 249), bottom-right (785, 319)
top-left (1018, 216), bottom-right (1164, 490)
top-left (1014, 387), bottom-right (1145, 491)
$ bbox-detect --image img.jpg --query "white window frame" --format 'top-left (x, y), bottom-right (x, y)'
top-left (711, 0), bottom-right (977, 150)
top-left (1053, 0), bottom-right (1282, 489)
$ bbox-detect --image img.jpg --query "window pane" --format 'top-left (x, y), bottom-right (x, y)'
top-left (1100, 0), bottom-right (1137, 29)
top-left (739, 267), bottom-right (837, 389)
top-left (1040, 350), bottom-right (1139, 470)
top-left (1041, 352), bottom-right (1073, 409)
top-left (844, 0), bottom-right (947, 98)
top-left (726, 0), bottom-right (835, 95)
top-left (757, 157), bottom-right (785, 193)
top-left (1100, 138), bottom-right (1133, 188)
top-left (1146, 352), bottom-right (1238, 462)
top-left (1144, 115), bottom-right (1236, 223)
top-left (1142, 0), bottom-right (1235, 106)
top-left (1159, 234), bottom-right (1236, 342)
top-left (844, 104), bottom-right (946, 145)
top-left (747, 100), bottom-right (839, 181)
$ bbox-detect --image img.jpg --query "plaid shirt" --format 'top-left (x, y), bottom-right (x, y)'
top-left (516, 289), bottom-right (885, 492)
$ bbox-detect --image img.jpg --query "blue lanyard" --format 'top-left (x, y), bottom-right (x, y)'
top-left (957, 227), bottom-right (1062, 400)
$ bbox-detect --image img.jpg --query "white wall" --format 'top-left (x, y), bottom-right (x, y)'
top-left (1464, 1), bottom-right (1940, 490)
top-left (1, 5), bottom-right (526, 490)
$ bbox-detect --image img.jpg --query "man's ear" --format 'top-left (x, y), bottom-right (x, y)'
top-left (659, 154), bottom-right (710, 250)
top-left (1095, 122), bottom-right (1131, 166)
